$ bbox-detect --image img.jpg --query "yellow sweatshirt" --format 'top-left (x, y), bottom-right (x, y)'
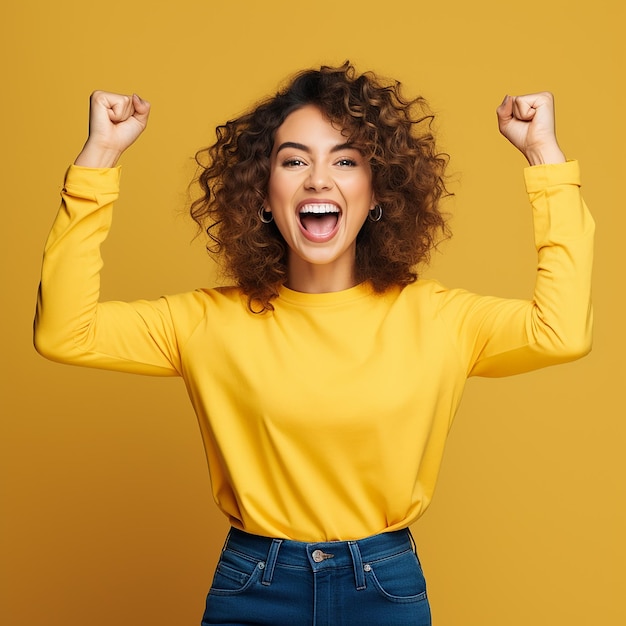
top-left (34, 161), bottom-right (594, 541)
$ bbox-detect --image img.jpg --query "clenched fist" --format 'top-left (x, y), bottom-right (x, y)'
top-left (75, 91), bottom-right (151, 168)
top-left (496, 92), bottom-right (566, 166)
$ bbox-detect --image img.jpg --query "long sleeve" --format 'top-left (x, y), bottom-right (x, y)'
top-left (436, 160), bottom-right (594, 377)
top-left (34, 165), bottom-right (185, 376)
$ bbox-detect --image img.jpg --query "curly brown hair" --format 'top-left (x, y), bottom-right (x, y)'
top-left (191, 61), bottom-right (450, 312)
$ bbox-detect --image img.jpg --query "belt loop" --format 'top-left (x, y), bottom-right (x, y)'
top-left (408, 528), bottom-right (417, 554)
top-left (221, 528), bottom-right (233, 553)
top-left (407, 528), bottom-right (423, 567)
top-left (261, 538), bottom-right (282, 586)
top-left (348, 541), bottom-right (366, 590)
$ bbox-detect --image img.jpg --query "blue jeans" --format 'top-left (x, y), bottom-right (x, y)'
top-left (201, 527), bottom-right (431, 625)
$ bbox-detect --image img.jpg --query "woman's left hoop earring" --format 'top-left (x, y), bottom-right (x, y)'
top-left (368, 204), bottom-right (383, 222)
top-left (258, 206), bottom-right (274, 224)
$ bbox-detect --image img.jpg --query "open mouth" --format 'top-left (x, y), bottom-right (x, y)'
top-left (298, 203), bottom-right (341, 239)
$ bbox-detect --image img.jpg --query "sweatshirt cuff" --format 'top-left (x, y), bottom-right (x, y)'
top-left (63, 164), bottom-right (122, 198)
top-left (524, 159), bottom-right (580, 193)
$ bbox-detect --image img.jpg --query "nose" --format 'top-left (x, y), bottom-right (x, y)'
top-left (305, 163), bottom-right (333, 191)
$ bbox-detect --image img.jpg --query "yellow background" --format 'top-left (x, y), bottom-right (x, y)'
top-left (2, 1), bottom-right (624, 624)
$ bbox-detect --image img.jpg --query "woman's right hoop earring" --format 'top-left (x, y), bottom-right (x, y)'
top-left (368, 204), bottom-right (383, 222)
top-left (258, 206), bottom-right (274, 224)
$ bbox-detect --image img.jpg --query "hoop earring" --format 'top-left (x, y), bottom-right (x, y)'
top-left (258, 206), bottom-right (274, 224)
top-left (368, 205), bottom-right (383, 222)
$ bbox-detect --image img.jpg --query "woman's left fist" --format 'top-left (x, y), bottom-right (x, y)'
top-left (496, 92), bottom-right (565, 165)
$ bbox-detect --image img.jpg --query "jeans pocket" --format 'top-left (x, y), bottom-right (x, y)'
top-left (366, 548), bottom-right (428, 604)
top-left (208, 548), bottom-right (262, 596)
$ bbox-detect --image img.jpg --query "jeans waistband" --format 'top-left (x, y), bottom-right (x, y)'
top-left (223, 527), bottom-right (415, 588)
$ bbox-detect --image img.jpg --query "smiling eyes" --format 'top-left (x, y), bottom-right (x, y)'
top-left (337, 158), bottom-right (358, 167)
top-left (282, 157), bottom-right (358, 168)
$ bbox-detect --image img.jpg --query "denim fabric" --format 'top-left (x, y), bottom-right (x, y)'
top-left (201, 527), bottom-right (431, 625)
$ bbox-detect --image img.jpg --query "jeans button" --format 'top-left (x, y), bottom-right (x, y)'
top-left (311, 549), bottom-right (334, 562)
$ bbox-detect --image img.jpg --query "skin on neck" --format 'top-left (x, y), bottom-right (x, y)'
top-left (286, 246), bottom-right (359, 293)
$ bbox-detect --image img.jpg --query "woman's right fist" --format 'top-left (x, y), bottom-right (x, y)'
top-left (75, 91), bottom-right (151, 168)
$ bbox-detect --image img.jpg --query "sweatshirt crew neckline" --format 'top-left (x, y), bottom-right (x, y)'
top-left (277, 281), bottom-right (376, 307)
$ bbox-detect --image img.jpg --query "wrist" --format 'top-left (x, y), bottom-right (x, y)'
top-left (74, 141), bottom-right (123, 168)
top-left (524, 144), bottom-right (566, 166)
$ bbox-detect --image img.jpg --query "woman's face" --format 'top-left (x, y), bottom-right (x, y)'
top-left (267, 105), bottom-right (375, 293)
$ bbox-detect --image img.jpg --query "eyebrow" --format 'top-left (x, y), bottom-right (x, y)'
top-left (275, 141), bottom-right (357, 154)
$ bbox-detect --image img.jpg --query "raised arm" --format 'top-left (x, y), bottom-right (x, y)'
top-left (34, 92), bottom-right (187, 376)
top-left (436, 93), bottom-right (593, 377)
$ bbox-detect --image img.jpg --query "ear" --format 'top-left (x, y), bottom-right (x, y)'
top-left (370, 190), bottom-right (377, 210)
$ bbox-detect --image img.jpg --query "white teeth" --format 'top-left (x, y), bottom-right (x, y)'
top-left (299, 203), bottom-right (340, 214)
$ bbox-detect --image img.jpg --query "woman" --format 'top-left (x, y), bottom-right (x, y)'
top-left (34, 63), bottom-right (594, 625)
